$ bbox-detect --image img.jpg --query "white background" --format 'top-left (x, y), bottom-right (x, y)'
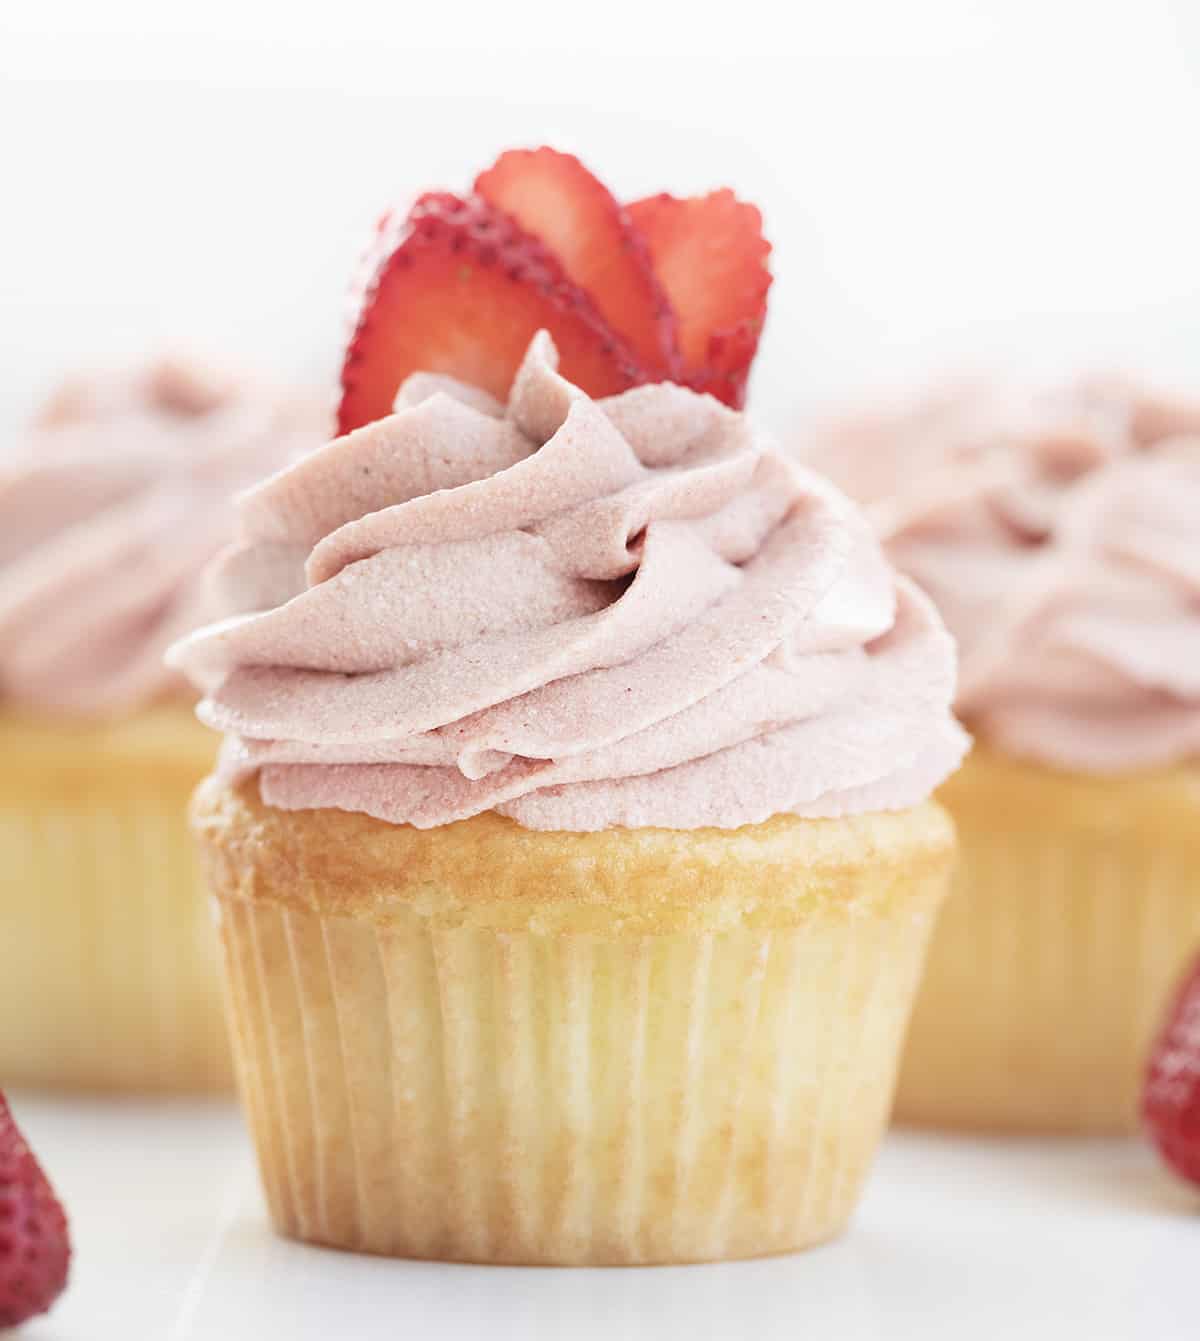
top-left (4, 0), bottom-right (1200, 441)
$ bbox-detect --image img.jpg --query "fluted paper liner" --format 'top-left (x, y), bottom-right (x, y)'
top-left (195, 780), bottom-right (954, 1264)
top-left (896, 750), bottom-right (1200, 1134)
top-left (0, 709), bottom-right (231, 1091)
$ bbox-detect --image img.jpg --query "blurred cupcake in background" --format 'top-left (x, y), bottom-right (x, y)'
top-left (805, 377), bottom-right (1200, 1132)
top-left (0, 356), bottom-right (324, 1092)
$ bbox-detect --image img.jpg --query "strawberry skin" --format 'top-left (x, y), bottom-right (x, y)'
top-left (475, 147), bottom-right (680, 379)
top-left (1144, 956), bottom-right (1200, 1187)
top-left (0, 1094), bottom-right (70, 1328)
top-left (338, 193), bottom-right (649, 435)
top-left (627, 190), bottom-right (771, 408)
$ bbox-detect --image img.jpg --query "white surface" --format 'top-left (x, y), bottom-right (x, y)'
top-left (4, 1), bottom-right (1200, 438)
top-left (10, 1095), bottom-right (1196, 1340)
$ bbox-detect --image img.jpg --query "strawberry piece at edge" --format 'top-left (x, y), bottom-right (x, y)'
top-left (1144, 956), bottom-right (1200, 1188)
top-left (0, 1093), bottom-right (71, 1329)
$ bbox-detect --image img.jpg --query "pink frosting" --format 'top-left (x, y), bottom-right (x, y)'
top-left (805, 378), bottom-right (1200, 772)
top-left (170, 333), bottom-right (967, 832)
top-left (0, 358), bottom-right (325, 717)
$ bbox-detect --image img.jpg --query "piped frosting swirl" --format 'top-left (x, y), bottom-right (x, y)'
top-left (171, 334), bottom-right (967, 830)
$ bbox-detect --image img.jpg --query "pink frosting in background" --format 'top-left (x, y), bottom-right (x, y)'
top-left (170, 333), bottom-right (967, 832)
top-left (803, 378), bottom-right (1200, 772)
top-left (0, 358), bottom-right (326, 717)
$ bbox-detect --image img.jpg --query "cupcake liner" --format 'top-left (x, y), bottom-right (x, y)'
top-left (200, 787), bottom-right (953, 1265)
top-left (0, 711), bottom-right (231, 1092)
top-left (895, 752), bottom-right (1200, 1133)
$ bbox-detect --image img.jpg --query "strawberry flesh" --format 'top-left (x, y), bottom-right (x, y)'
top-left (1144, 956), bottom-right (1200, 1187)
top-left (338, 193), bottom-right (648, 435)
top-left (0, 1093), bottom-right (70, 1328)
top-left (627, 190), bottom-right (771, 408)
top-left (475, 147), bottom-right (679, 379)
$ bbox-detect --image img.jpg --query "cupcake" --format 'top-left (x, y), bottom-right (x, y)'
top-left (0, 357), bottom-right (321, 1091)
top-left (806, 377), bottom-right (1200, 1132)
top-left (173, 148), bottom-right (966, 1264)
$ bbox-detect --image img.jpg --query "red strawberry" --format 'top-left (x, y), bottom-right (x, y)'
top-left (0, 1094), bottom-right (70, 1328)
top-left (1144, 955), bottom-right (1200, 1186)
top-left (627, 190), bottom-right (772, 408)
top-left (475, 147), bottom-right (679, 379)
top-left (338, 192), bottom-right (648, 435)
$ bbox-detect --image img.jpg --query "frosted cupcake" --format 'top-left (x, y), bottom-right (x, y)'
top-left (806, 377), bottom-right (1200, 1131)
top-left (173, 148), bottom-right (967, 1264)
top-left (0, 357), bottom-right (321, 1091)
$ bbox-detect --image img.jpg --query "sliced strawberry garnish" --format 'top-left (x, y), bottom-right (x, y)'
top-left (475, 147), bottom-right (679, 379)
top-left (338, 193), bottom-right (648, 435)
top-left (626, 191), bottom-right (771, 408)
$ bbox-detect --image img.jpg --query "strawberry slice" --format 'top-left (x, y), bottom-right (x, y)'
top-left (627, 191), bottom-right (771, 408)
top-left (338, 193), bottom-right (648, 435)
top-left (475, 147), bottom-right (679, 379)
